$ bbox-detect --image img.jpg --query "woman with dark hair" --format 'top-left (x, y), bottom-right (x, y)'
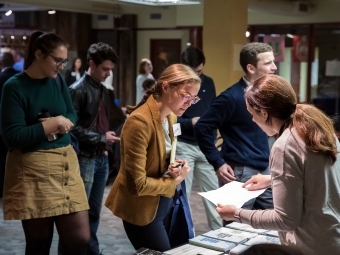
top-left (136, 58), bottom-right (154, 104)
top-left (106, 64), bottom-right (201, 252)
top-left (142, 78), bottom-right (156, 92)
top-left (1, 31), bottom-right (89, 255)
top-left (64, 57), bottom-right (84, 86)
top-left (216, 74), bottom-right (340, 255)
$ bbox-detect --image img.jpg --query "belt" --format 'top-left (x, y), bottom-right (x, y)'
top-left (94, 147), bottom-right (107, 155)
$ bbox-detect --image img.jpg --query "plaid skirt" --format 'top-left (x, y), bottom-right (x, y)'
top-left (3, 145), bottom-right (89, 220)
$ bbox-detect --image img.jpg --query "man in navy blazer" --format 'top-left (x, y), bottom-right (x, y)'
top-left (0, 52), bottom-right (19, 198)
top-left (195, 43), bottom-right (277, 214)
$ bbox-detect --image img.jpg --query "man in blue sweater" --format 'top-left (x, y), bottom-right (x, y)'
top-left (177, 47), bottom-right (222, 230)
top-left (195, 42), bottom-right (276, 212)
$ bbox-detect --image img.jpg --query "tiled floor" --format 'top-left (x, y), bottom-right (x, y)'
top-left (0, 178), bottom-right (212, 255)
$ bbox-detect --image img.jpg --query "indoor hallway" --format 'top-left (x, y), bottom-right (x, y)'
top-left (0, 178), bottom-right (211, 255)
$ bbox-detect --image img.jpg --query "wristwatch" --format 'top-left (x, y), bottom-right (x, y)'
top-left (234, 208), bottom-right (243, 223)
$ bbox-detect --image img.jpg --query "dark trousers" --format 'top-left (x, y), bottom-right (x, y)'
top-left (123, 196), bottom-right (173, 252)
top-left (0, 136), bottom-right (8, 198)
top-left (58, 154), bottom-right (109, 255)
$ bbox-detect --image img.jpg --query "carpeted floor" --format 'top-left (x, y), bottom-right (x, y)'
top-left (0, 178), bottom-right (212, 255)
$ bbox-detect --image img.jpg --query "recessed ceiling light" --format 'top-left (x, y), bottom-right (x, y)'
top-left (117, 0), bottom-right (201, 6)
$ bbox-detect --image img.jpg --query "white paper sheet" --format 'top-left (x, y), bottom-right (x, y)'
top-left (198, 181), bottom-right (267, 208)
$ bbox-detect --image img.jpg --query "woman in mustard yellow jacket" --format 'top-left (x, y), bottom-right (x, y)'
top-left (105, 64), bottom-right (201, 251)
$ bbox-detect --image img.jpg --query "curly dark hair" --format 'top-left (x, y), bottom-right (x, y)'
top-left (87, 42), bottom-right (118, 66)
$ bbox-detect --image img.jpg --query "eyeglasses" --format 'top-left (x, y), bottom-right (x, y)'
top-left (47, 53), bottom-right (69, 68)
top-left (175, 89), bottom-right (200, 104)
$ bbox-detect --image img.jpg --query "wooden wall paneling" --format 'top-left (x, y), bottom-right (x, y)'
top-left (76, 13), bottom-right (93, 71)
top-left (35, 11), bottom-right (56, 32)
top-left (55, 11), bottom-right (77, 51)
top-left (112, 28), bottom-right (119, 100)
top-left (189, 26), bottom-right (203, 49)
top-left (115, 14), bottom-right (137, 107)
top-left (150, 39), bottom-right (181, 80)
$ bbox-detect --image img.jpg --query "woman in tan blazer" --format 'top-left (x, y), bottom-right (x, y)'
top-left (105, 64), bottom-right (201, 252)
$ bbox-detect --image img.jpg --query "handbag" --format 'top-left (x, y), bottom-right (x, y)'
top-left (55, 74), bottom-right (80, 154)
top-left (168, 180), bottom-right (195, 248)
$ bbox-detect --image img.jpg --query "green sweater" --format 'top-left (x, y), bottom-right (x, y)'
top-left (0, 72), bottom-right (77, 152)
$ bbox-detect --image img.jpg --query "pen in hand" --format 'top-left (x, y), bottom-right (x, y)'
top-left (163, 162), bottom-right (184, 177)
top-left (173, 163), bottom-right (184, 168)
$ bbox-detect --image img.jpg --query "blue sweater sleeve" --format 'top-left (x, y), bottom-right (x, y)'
top-left (194, 91), bottom-right (236, 170)
top-left (177, 116), bottom-right (193, 132)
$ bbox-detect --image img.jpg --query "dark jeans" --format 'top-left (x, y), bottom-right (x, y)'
top-left (80, 154), bottom-right (109, 255)
top-left (123, 196), bottom-right (173, 252)
top-left (0, 136), bottom-right (8, 198)
top-left (60, 154), bottom-right (109, 255)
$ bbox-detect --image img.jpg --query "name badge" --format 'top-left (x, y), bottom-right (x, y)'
top-left (172, 123), bottom-right (181, 136)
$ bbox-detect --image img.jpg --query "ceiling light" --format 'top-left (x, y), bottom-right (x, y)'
top-left (23, 36), bottom-right (27, 40)
top-left (5, 10), bottom-right (12, 16)
top-left (11, 35), bottom-right (14, 39)
top-left (245, 31), bottom-right (250, 38)
top-left (286, 34), bottom-right (294, 38)
top-left (117, 0), bottom-right (201, 6)
top-left (48, 10), bottom-right (56, 15)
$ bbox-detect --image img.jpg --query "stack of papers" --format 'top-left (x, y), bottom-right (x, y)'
top-left (243, 235), bottom-right (281, 246)
top-left (202, 227), bottom-right (253, 244)
top-left (226, 222), bottom-right (270, 234)
top-left (189, 235), bottom-right (236, 252)
top-left (229, 244), bottom-right (250, 255)
top-left (166, 244), bottom-right (223, 255)
top-left (167, 222), bottom-right (281, 254)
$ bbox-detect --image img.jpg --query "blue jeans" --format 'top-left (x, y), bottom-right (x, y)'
top-left (79, 154), bottom-right (109, 255)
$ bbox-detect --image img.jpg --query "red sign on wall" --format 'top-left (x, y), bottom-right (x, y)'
top-left (263, 35), bottom-right (285, 62)
top-left (293, 35), bottom-right (314, 62)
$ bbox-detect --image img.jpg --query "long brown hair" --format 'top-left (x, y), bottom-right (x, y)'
top-left (246, 74), bottom-right (337, 164)
top-left (127, 64), bottom-right (201, 114)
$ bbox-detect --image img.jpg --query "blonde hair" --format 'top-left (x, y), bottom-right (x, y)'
top-left (128, 64), bottom-right (201, 114)
top-left (246, 74), bottom-right (338, 164)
